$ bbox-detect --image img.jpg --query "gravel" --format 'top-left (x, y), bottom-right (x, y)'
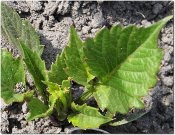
top-left (1, 1), bottom-right (173, 134)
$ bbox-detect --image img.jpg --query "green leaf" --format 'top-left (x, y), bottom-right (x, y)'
top-left (20, 42), bottom-right (48, 100)
top-left (64, 26), bottom-right (94, 86)
top-left (26, 97), bottom-right (49, 121)
top-left (84, 16), bottom-right (173, 114)
top-left (48, 52), bottom-right (68, 85)
top-left (42, 81), bottom-right (71, 120)
top-left (68, 102), bottom-right (112, 129)
top-left (44, 81), bottom-right (67, 109)
top-left (43, 81), bottom-right (71, 112)
top-left (1, 50), bottom-right (33, 104)
top-left (61, 80), bottom-right (72, 108)
top-left (1, 2), bottom-right (44, 56)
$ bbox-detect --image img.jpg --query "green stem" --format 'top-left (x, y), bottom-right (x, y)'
top-left (76, 86), bottom-right (95, 103)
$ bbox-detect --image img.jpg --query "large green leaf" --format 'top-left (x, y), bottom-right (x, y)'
top-left (84, 16), bottom-right (173, 114)
top-left (1, 2), bottom-right (44, 56)
top-left (1, 50), bottom-right (33, 104)
top-left (48, 52), bottom-right (68, 85)
top-left (64, 26), bottom-right (94, 86)
top-left (68, 102), bottom-right (112, 129)
top-left (20, 42), bottom-right (48, 100)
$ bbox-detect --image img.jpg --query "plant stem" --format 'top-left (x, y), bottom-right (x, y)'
top-left (76, 86), bottom-right (95, 103)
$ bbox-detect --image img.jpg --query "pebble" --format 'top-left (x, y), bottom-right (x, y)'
top-left (153, 3), bottom-right (163, 14)
top-left (141, 20), bottom-right (151, 26)
top-left (162, 76), bottom-right (173, 87)
top-left (57, 1), bottom-right (71, 15)
top-left (27, 1), bottom-right (42, 11)
top-left (91, 11), bottom-right (105, 28)
top-left (162, 94), bottom-right (173, 106)
top-left (43, 2), bottom-right (59, 16)
top-left (22, 102), bottom-right (28, 114)
top-left (91, 28), bottom-right (98, 33)
top-left (1, 111), bottom-right (8, 120)
top-left (21, 120), bottom-right (27, 127)
top-left (82, 26), bottom-right (90, 34)
top-left (163, 52), bottom-right (171, 63)
top-left (162, 36), bottom-right (171, 44)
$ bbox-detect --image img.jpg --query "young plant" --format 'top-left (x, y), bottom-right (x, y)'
top-left (1, 3), bottom-right (173, 129)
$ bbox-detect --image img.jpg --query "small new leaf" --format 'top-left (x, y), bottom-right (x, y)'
top-left (26, 82), bottom-right (67, 121)
top-left (68, 102), bottom-right (112, 129)
top-left (43, 81), bottom-right (71, 113)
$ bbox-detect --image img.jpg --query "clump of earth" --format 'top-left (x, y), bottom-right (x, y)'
top-left (1, 1), bottom-right (173, 134)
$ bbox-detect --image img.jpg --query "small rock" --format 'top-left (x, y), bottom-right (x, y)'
top-left (160, 65), bottom-right (173, 75)
top-left (15, 82), bottom-right (25, 93)
top-left (12, 127), bottom-right (20, 134)
top-left (1, 112), bottom-right (9, 133)
top-left (76, 25), bottom-right (82, 31)
top-left (43, 119), bottom-right (51, 127)
top-left (163, 52), bottom-right (171, 63)
top-left (44, 127), bottom-right (62, 133)
top-left (82, 26), bottom-right (90, 34)
top-left (57, 1), bottom-right (71, 15)
top-left (162, 36), bottom-right (171, 44)
top-left (91, 11), bottom-right (105, 28)
top-left (21, 120), bottom-right (27, 127)
top-left (141, 20), bottom-right (151, 26)
top-left (27, 1), bottom-right (42, 11)
top-left (1, 111), bottom-right (8, 120)
top-left (22, 102), bottom-right (28, 114)
top-left (162, 94), bottom-right (173, 106)
top-left (64, 126), bottom-right (75, 134)
top-left (87, 12), bottom-right (91, 15)
top-left (18, 114), bottom-right (24, 121)
top-left (162, 76), bottom-right (173, 87)
top-left (153, 3), bottom-right (163, 14)
top-left (161, 86), bottom-right (172, 95)
top-left (82, 9), bottom-right (89, 14)
top-left (43, 2), bottom-right (59, 16)
top-left (73, 2), bottom-right (81, 10)
top-left (91, 28), bottom-right (98, 33)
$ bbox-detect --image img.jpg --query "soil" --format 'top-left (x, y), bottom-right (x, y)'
top-left (1, 1), bottom-right (174, 134)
